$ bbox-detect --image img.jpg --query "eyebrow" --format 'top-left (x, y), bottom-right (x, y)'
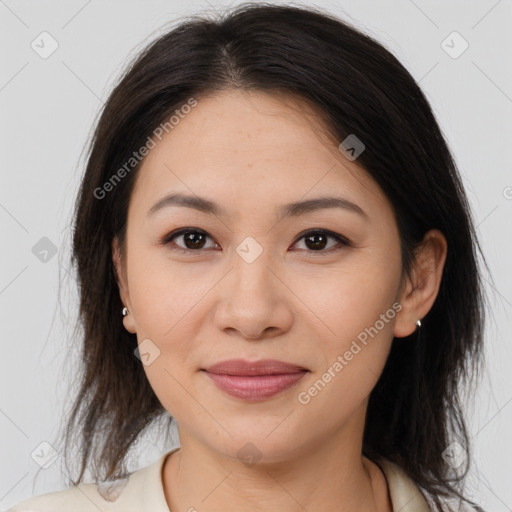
top-left (146, 192), bottom-right (368, 220)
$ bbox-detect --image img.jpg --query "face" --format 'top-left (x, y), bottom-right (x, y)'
top-left (113, 89), bottom-right (423, 463)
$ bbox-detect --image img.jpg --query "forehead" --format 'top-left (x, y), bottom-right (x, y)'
top-left (130, 89), bottom-right (393, 223)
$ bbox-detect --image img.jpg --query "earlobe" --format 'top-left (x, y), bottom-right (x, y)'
top-left (122, 311), bottom-right (137, 334)
top-left (393, 271), bottom-right (418, 338)
top-left (393, 229), bottom-right (447, 339)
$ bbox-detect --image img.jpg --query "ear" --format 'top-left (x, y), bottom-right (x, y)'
top-left (112, 237), bottom-right (137, 334)
top-left (393, 229), bottom-right (448, 338)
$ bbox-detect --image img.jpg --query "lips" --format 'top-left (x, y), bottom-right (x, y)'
top-left (203, 359), bottom-right (308, 376)
top-left (201, 359), bottom-right (309, 401)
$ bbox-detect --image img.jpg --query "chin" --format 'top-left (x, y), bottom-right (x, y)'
top-left (202, 428), bottom-right (307, 467)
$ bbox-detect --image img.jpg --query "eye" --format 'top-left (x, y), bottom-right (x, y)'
top-left (161, 228), bottom-right (219, 253)
top-left (161, 228), bottom-right (349, 255)
top-left (291, 229), bottom-right (350, 254)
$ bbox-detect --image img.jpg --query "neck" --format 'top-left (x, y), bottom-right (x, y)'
top-left (162, 427), bottom-right (392, 512)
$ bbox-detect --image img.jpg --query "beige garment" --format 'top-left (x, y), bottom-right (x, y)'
top-left (7, 447), bottom-right (431, 512)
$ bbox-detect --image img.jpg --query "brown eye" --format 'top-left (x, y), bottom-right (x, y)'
top-left (304, 233), bottom-right (328, 250)
top-left (163, 229), bottom-right (218, 252)
top-left (161, 228), bottom-right (349, 255)
top-left (292, 229), bottom-right (349, 253)
top-left (181, 231), bottom-right (207, 249)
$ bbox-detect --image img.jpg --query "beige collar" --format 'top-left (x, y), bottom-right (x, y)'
top-left (9, 447), bottom-right (432, 512)
top-left (150, 449), bottom-right (430, 512)
top-left (374, 457), bottom-right (431, 511)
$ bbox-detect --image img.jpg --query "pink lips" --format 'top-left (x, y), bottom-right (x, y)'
top-left (202, 359), bottom-right (308, 401)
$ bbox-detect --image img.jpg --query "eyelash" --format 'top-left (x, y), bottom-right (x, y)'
top-left (160, 228), bottom-right (350, 256)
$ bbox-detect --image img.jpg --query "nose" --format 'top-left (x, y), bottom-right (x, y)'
top-left (213, 248), bottom-right (294, 341)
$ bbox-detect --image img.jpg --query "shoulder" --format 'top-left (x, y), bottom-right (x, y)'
top-left (375, 458), bottom-right (431, 512)
top-left (5, 480), bottom-right (124, 512)
top-left (5, 476), bottom-right (139, 512)
top-left (5, 449), bottom-right (175, 512)
top-left (374, 457), bottom-right (484, 512)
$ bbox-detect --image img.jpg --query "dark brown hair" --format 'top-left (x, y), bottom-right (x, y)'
top-left (52, 3), bottom-right (490, 511)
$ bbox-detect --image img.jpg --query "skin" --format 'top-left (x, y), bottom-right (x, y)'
top-left (113, 89), bottom-right (447, 512)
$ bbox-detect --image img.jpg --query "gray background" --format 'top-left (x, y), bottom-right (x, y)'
top-left (1, 0), bottom-right (511, 510)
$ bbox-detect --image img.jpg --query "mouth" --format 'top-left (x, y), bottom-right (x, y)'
top-left (201, 359), bottom-right (309, 401)
top-left (203, 358), bottom-right (309, 376)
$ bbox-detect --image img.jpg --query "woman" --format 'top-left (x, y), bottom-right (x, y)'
top-left (8, 3), bottom-right (488, 511)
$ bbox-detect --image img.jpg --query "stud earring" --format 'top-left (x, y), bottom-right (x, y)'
top-left (416, 319), bottom-right (421, 328)
top-left (122, 307), bottom-right (129, 317)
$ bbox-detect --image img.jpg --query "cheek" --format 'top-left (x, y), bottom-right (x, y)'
top-left (126, 258), bottom-right (206, 414)
top-left (294, 251), bottom-right (400, 399)
top-left (127, 254), bottom-right (214, 342)
top-left (296, 296), bottom-right (396, 421)
top-left (298, 253), bottom-right (400, 343)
